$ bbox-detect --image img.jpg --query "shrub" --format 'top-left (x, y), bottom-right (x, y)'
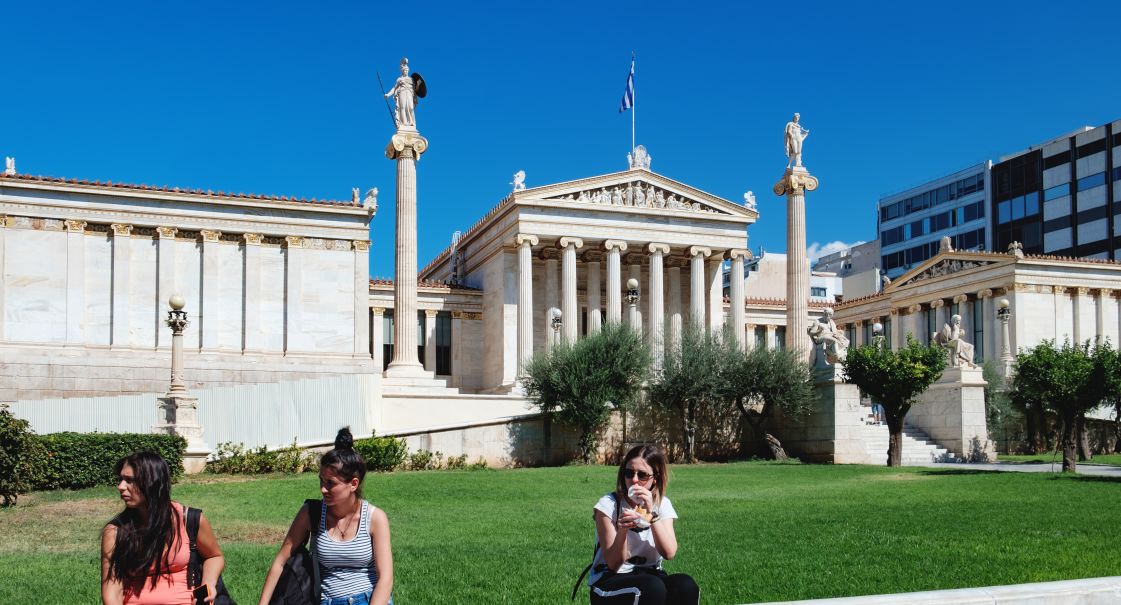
top-left (0, 405), bottom-right (37, 506)
top-left (353, 436), bottom-right (408, 472)
top-left (444, 454), bottom-right (468, 470)
top-left (407, 449), bottom-right (439, 471)
top-left (32, 432), bottom-right (186, 490)
top-left (467, 457), bottom-right (489, 471)
top-left (206, 440), bottom-right (319, 475)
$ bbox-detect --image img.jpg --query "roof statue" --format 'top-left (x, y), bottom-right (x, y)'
top-left (511, 170), bottom-right (526, 191)
top-left (940, 236), bottom-right (954, 253)
top-left (1008, 241), bottom-right (1024, 258)
top-left (743, 191), bottom-right (757, 211)
top-left (784, 113), bottom-right (809, 169)
top-left (363, 187), bottom-right (378, 212)
top-left (627, 145), bottom-right (652, 170)
top-left (352, 187), bottom-right (361, 204)
top-left (3, 157), bottom-right (14, 176)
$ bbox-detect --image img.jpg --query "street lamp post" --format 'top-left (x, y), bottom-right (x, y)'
top-left (153, 295), bottom-right (210, 473)
top-left (550, 307), bottom-right (563, 348)
top-left (625, 278), bottom-right (640, 331)
top-left (872, 321), bottom-right (885, 349)
top-left (997, 298), bottom-right (1013, 377)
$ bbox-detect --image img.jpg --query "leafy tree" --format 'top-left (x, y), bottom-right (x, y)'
top-left (646, 326), bottom-right (724, 463)
top-left (842, 336), bottom-right (946, 467)
top-left (0, 405), bottom-right (37, 506)
top-left (980, 361), bottom-right (1022, 454)
top-left (1010, 340), bottom-right (1107, 473)
top-left (521, 322), bottom-right (650, 464)
top-left (722, 344), bottom-right (815, 460)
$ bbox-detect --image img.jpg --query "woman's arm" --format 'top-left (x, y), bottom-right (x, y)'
top-left (195, 513), bottom-right (226, 604)
top-left (257, 504), bottom-right (312, 605)
top-left (100, 525), bottom-right (124, 605)
top-left (650, 517), bottom-right (678, 560)
top-left (595, 507), bottom-right (638, 571)
top-left (368, 507), bottom-right (394, 605)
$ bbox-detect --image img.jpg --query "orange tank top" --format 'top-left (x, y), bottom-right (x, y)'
top-left (123, 502), bottom-right (193, 605)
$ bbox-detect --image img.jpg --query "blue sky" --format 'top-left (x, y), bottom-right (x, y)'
top-left (3, 1), bottom-right (1119, 277)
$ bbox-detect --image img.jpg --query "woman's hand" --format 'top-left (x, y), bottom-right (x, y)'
top-left (616, 508), bottom-right (640, 531)
top-left (628, 485), bottom-right (655, 511)
top-left (202, 582), bottom-right (217, 604)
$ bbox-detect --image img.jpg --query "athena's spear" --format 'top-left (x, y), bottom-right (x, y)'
top-left (376, 72), bottom-right (397, 129)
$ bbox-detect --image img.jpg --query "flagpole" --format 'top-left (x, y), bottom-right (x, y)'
top-left (631, 51), bottom-right (636, 152)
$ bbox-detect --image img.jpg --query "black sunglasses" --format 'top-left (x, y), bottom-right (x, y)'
top-left (623, 469), bottom-right (653, 481)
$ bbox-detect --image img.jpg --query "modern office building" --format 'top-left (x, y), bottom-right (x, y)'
top-left (878, 162), bottom-right (991, 279)
top-left (992, 120), bottom-right (1121, 259)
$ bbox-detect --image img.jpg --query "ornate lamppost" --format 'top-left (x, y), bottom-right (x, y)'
top-left (997, 298), bottom-right (1014, 377)
top-left (872, 321), bottom-right (885, 349)
top-left (549, 307), bottom-right (563, 348)
top-left (625, 278), bottom-right (641, 331)
top-left (153, 295), bottom-right (210, 473)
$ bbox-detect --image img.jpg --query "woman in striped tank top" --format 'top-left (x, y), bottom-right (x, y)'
top-left (258, 428), bottom-right (394, 605)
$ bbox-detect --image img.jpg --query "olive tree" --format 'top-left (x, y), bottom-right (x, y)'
top-left (721, 344), bottom-right (815, 460)
top-left (646, 326), bottom-right (724, 463)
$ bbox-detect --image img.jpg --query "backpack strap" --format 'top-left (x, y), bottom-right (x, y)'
top-left (304, 499), bottom-right (323, 603)
top-left (571, 494), bottom-right (621, 600)
top-left (184, 505), bottom-right (203, 589)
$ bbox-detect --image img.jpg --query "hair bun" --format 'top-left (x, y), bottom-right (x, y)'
top-left (334, 427), bottom-right (354, 450)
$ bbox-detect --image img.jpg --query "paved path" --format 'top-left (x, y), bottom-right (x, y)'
top-left (915, 460), bottom-right (1121, 477)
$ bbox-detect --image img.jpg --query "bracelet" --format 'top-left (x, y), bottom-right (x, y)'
top-left (649, 512), bottom-right (661, 524)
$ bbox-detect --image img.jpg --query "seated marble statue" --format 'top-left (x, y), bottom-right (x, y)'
top-left (807, 307), bottom-right (849, 365)
top-left (933, 314), bottom-right (976, 368)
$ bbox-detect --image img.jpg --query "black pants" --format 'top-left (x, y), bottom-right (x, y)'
top-left (590, 569), bottom-right (699, 605)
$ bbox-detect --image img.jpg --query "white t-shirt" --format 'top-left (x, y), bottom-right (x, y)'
top-left (588, 492), bottom-right (679, 586)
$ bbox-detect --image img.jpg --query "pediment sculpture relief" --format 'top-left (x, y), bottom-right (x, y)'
top-left (545, 181), bottom-right (722, 215)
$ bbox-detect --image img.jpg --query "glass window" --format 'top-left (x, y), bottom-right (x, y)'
top-left (1114, 166), bottom-right (1121, 182)
top-left (972, 299), bottom-right (983, 362)
top-left (1077, 172), bottom-right (1106, 191)
top-left (884, 319), bottom-right (892, 350)
top-left (1025, 191), bottom-right (1039, 216)
top-left (1043, 183), bottom-right (1070, 201)
top-left (775, 327), bottom-right (786, 351)
top-left (811, 287), bottom-right (827, 297)
top-left (436, 312), bottom-right (452, 376)
top-left (1011, 195), bottom-right (1026, 220)
top-left (998, 200), bottom-right (1011, 224)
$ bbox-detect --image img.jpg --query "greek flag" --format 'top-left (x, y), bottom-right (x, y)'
top-left (618, 57), bottom-right (634, 113)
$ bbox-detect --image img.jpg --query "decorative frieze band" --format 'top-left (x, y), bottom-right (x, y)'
top-left (353, 240), bottom-right (371, 252)
top-left (451, 310), bottom-right (484, 320)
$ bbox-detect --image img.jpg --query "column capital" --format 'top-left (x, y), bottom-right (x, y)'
top-left (772, 167), bottom-right (819, 196)
top-left (1099, 288), bottom-right (1114, 297)
top-left (582, 249), bottom-right (604, 263)
top-left (1052, 286), bottom-right (1067, 294)
top-left (284, 235), bottom-right (304, 249)
top-left (977, 288), bottom-right (994, 298)
top-left (953, 294), bottom-right (970, 304)
top-left (110, 223), bottom-right (133, 237)
top-left (243, 233), bottom-right (263, 245)
top-left (65, 219), bottom-right (87, 233)
top-left (155, 226), bottom-right (178, 239)
top-left (854, 319), bottom-right (864, 326)
top-left (558, 237), bottom-right (584, 250)
top-left (1075, 286), bottom-right (1091, 296)
top-left (728, 248), bottom-right (751, 261)
top-left (200, 229), bottom-right (222, 243)
top-left (907, 304), bottom-right (923, 314)
top-left (385, 131), bottom-right (429, 160)
top-left (665, 256), bottom-right (691, 269)
top-left (647, 242), bottom-right (670, 255)
top-left (689, 245), bottom-right (712, 258)
top-left (603, 239), bottom-right (628, 252)
top-left (745, 323), bottom-right (756, 330)
top-left (424, 309), bottom-right (439, 318)
top-left (515, 234), bottom-right (539, 247)
top-left (372, 307), bottom-right (386, 316)
top-left (352, 239), bottom-right (371, 252)
top-left (930, 299), bottom-right (946, 308)
top-left (539, 247), bottom-right (560, 261)
top-left (889, 307), bottom-right (900, 316)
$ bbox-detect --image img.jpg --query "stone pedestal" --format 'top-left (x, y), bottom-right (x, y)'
top-left (779, 358), bottom-right (868, 464)
top-left (385, 129), bottom-right (430, 378)
top-left (153, 395), bottom-right (210, 473)
top-left (773, 167), bottom-right (818, 361)
top-left (910, 366), bottom-right (995, 461)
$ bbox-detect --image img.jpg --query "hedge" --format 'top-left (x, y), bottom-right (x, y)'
top-left (353, 435), bottom-right (408, 472)
top-left (32, 432), bottom-right (187, 490)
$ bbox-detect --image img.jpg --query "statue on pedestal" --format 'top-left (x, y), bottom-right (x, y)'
top-left (784, 113), bottom-right (809, 169)
top-left (384, 57), bottom-right (423, 129)
top-left (934, 314), bottom-right (976, 368)
top-left (807, 307), bottom-right (850, 365)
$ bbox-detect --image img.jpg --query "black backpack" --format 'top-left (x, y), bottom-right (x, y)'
top-left (185, 506), bottom-right (236, 605)
top-left (268, 499), bottom-right (324, 605)
top-left (571, 495), bottom-right (621, 600)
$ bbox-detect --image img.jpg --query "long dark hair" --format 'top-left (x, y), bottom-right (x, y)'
top-left (321, 427), bottom-right (367, 498)
top-left (615, 444), bottom-right (669, 506)
top-left (106, 451), bottom-right (181, 592)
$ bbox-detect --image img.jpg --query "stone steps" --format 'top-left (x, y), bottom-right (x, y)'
top-left (861, 420), bottom-right (958, 465)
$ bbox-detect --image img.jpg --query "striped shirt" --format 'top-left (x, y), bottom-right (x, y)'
top-left (316, 500), bottom-right (380, 599)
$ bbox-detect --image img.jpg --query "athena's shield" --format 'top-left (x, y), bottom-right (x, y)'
top-left (411, 73), bottom-right (427, 99)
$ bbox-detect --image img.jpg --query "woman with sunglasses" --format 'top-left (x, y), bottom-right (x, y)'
top-left (588, 445), bottom-right (699, 604)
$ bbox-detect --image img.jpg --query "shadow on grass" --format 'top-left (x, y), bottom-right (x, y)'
top-left (1046, 474), bottom-right (1121, 484)
top-left (915, 468), bottom-right (1004, 476)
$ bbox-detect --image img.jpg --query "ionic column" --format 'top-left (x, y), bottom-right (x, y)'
top-left (1053, 286), bottom-right (1069, 343)
top-left (372, 307), bottom-right (386, 371)
top-left (773, 167), bottom-right (819, 360)
top-left (728, 249), bottom-right (749, 348)
top-left (199, 229), bottom-right (222, 351)
top-left (648, 243), bottom-right (669, 368)
top-left (626, 255), bottom-right (643, 335)
top-left (908, 304), bottom-right (924, 344)
top-left (976, 289), bottom-right (993, 361)
top-left (353, 240), bottom-right (371, 356)
top-left (689, 246), bottom-right (711, 329)
top-left (853, 320), bottom-right (864, 347)
top-left (1096, 288), bottom-right (1111, 345)
top-left (65, 220), bottom-right (87, 345)
top-left (284, 236), bottom-right (305, 353)
top-left (765, 324), bottom-right (776, 350)
top-left (708, 254), bottom-right (725, 333)
top-left (667, 259), bottom-right (683, 351)
top-left (559, 237), bottom-right (583, 343)
top-left (424, 309), bottom-right (438, 371)
top-left (585, 251), bottom-right (603, 335)
top-left (954, 294), bottom-right (971, 346)
top-left (516, 234), bottom-right (538, 370)
top-left (604, 240), bottom-right (627, 324)
top-left (385, 128), bottom-right (429, 377)
top-left (745, 323), bottom-right (757, 350)
top-left (931, 299), bottom-right (946, 339)
top-left (1073, 287), bottom-right (1088, 344)
top-left (890, 308), bottom-right (904, 350)
top-left (243, 233), bottom-right (263, 352)
top-left (543, 248), bottom-right (560, 351)
top-left (110, 224), bottom-right (133, 347)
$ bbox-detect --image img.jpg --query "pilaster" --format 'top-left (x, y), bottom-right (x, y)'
top-left (155, 227), bottom-right (177, 349)
top-left (353, 240), bottom-right (371, 356)
top-left (284, 236), bottom-right (304, 353)
top-left (199, 229), bottom-right (222, 351)
top-left (65, 220), bottom-right (87, 345)
top-left (110, 223), bottom-right (133, 347)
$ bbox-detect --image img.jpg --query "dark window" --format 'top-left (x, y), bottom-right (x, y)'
top-left (383, 311), bottom-right (395, 371)
top-left (1043, 152), bottom-right (1070, 169)
top-left (811, 287), bottom-right (827, 297)
top-left (1043, 215), bottom-right (1072, 233)
top-left (775, 327), bottom-right (786, 351)
top-left (1078, 205), bottom-right (1108, 223)
top-left (964, 201), bottom-right (984, 222)
top-left (1077, 138), bottom-right (1107, 158)
top-left (910, 219), bottom-right (926, 237)
top-left (972, 299), bottom-right (983, 362)
top-left (1114, 166), bottom-right (1121, 182)
top-left (1043, 183), bottom-right (1070, 201)
top-left (1021, 222), bottom-right (1042, 249)
top-left (435, 311), bottom-right (452, 375)
top-left (1113, 132), bottom-right (1121, 148)
top-left (1077, 238), bottom-right (1110, 256)
top-left (1077, 172), bottom-right (1106, 191)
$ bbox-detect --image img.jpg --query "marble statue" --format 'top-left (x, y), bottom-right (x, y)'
top-left (933, 314), bottom-right (976, 368)
top-left (655, 190), bottom-right (665, 208)
top-left (352, 187), bottom-right (361, 203)
top-left (511, 170), bottom-right (526, 191)
top-left (784, 113), bottom-right (809, 169)
top-left (743, 191), bottom-right (757, 211)
top-left (363, 187), bottom-right (378, 211)
top-left (384, 57), bottom-right (416, 129)
top-left (1008, 241), bottom-right (1024, 259)
top-left (3, 157), bottom-right (14, 176)
top-left (880, 272), bottom-right (891, 287)
top-left (611, 187), bottom-right (623, 205)
top-left (940, 236), bottom-right (954, 253)
top-left (628, 145), bottom-right (652, 170)
top-left (807, 307), bottom-right (849, 365)
top-left (634, 185), bottom-right (646, 207)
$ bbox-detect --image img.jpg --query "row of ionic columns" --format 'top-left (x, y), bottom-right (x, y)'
top-left (514, 236), bottom-right (750, 371)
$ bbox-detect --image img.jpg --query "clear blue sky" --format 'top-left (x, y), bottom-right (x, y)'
top-left (3, 1), bottom-right (1119, 277)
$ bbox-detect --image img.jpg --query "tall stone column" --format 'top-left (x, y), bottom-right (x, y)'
top-left (890, 308), bottom-right (903, 351)
top-left (424, 309), bottom-right (438, 371)
top-left (65, 220), bottom-right (87, 345)
top-left (110, 224), bottom-right (133, 348)
top-left (543, 248), bottom-right (560, 351)
top-left (689, 246), bottom-right (711, 329)
top-left (931, 299), bottom-right (946, 339)
top-left (708, 255), bottom-right (724, 333)
top-left (559, 237), bottom-right (583, 343)
top-left (604, 240), bottom-right (627, 324)
top-left (745, 324), bottom-right (756, 349)
top-left (154, 297), bottom-right (209, 473)
top-left (729, 249), bottom-right (748, 347)
top-left (765, 324), bottom-right (776, 349)
top-left (627, 257), bottom-right (643, 335)
top-left (585, 251), bottom-right (603, 334)
top-left (372, 307), bottom-right (386, 371)
top-left (385, 129), bottom-right (429, 377)
top-left (853, 320), bottom-right (864, 347)
top-left (1096, 288), bottom-right (1110, 345)
top-left (1072, 287), bottom-right (1087, 344)
top-left (908, 304), bottom-right (924, 344)
top-left (773, 167), bottom-right (818, 360)
top-left (954, 294), bottom-right (971, 344)
top-left (516, 234), bottom-right (538, 371)
top-left (648, 243), bottom-right (669, 368)
top-left (1053, 286), bottom-right (1068, 343)
top-left (667, 259), bottom-right (683, 352)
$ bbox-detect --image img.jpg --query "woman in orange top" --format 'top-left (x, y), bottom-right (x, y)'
top-left (100, 451), bottom-right (225, 605)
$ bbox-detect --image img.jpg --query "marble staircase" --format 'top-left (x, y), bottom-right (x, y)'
top-left (857, 405), bottom-right (958, 465)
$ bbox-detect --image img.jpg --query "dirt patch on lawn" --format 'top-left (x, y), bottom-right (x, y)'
top-left (867, 472), bottom-right (931, 482)
top-left (0, 497), bottom-right (121, 554)
top-left (218, 522), bottom-right (288, 545)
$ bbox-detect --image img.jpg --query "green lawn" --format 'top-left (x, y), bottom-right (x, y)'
top-left (1000, 453), bottom-right (1121, 467)
top-left (2, 463), bottom-right (1120, 604)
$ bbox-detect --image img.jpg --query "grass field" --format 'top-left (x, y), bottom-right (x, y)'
top-left (999, 453), bottom-right (1121, 467)
top-left (2, 463), bottom-right (1120, 604)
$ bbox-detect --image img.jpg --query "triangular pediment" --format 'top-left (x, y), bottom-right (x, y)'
top-left (514, 169), bottom-right (756, 219)
top-left (889, 250), bottom-right (1013, 290)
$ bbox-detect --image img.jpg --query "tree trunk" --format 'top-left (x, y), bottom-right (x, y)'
top-left (764, 434), bottom-right (789, 460)
top-left (886, 413), bottom-right (904, 467)
top-left (1060, 413), bottom-right (1078, 473)
top-left (1027, 407), bottom-right (1048, 453)
top-left (1076, 415), bottom-right (1093, 461)
top-left (579, 428), bottom-right (596, 465)
top-left (683, 401), bottom-right (696, 463)
top-left (542, 412), bottom-right (553, 466)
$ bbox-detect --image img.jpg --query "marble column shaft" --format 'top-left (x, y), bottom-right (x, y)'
top-left (65, 220), bottom-right (88, 345)
top-left (605, 240), bottom-right (627, 324)
top-left (110, 224), bottom-right (133, 347)
top-left (689, 246), bottom-right (711, 329)
top-left (424, 309), bottom-right (438, 371)
top-left (199, 230), bottom-right (222, 351)
top-left (628, 262), bottom-right (642, 334)
top-left (385, 130), bottom-right (428, 375)
top-left (243, 233), bottom-right (262, 352)
top-left (667, 263), bottom-right (683, 351)
top-left (729, 250), bottom-right (748, 348)
top-left (372, 308), bottom-right (385, 370)
top-left (353, 240), bottom-right (371, 356)
top-left (707, 256), bottom-right (724, 333)
top-left (544, 252), bottom-right (559, 351)
top-left (648, 243), bottom-right (669, 368)
top-left (587, 258), bottom-right (602, 334)
top-left (516, 234), bottom-right (538, 370)
top-left (932, 299), bottom-right (946, 339)
top-left (560, 237), bottom-right (583, 343)
top-left (774, 168), bottom-right (818, 360)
